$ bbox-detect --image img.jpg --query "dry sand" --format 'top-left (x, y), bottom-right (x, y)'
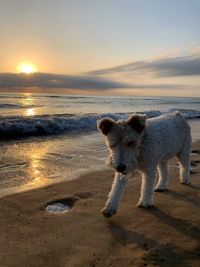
top-left (0, 141), bottom-right (200, 267)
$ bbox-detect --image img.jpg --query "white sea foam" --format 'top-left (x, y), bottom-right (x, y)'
top-left (0, 109), bottom-right (199, 139)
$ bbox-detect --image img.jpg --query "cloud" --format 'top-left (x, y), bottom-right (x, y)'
top-left (0, 72), bottom-right (129, 90)
top-left (121, 84), bottom-right (185, 89)
top-left (88, 54), bottom-right (200, 77)
top-left (0, 72), bottom-right (186, 94)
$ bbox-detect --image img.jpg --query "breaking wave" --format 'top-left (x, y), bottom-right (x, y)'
top-left (0, 109), bottom-right (199, 139)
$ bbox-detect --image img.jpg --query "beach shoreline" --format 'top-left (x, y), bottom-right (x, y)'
top-left (0, 140), bottom-right (200, 267)
top-left (0, 118), bottom-right (199, 199)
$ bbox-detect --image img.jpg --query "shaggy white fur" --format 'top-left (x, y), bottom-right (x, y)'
top-left (98, 111), bottom-right (191, 217)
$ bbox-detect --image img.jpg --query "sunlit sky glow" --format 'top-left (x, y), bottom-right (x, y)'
top-left (0, 0), bottom-right (200, 96)
top-left (17, 61), bottom-right (38, 74)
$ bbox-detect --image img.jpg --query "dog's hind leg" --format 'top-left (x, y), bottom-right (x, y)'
top-left (101, 172), bottom-right (127, 218)
top-left (137, 167), bottom-right (156, 208)
top-left (154, 161), bottom-right (168, 192)
top-left (177, 144), bottom-right (191, 185)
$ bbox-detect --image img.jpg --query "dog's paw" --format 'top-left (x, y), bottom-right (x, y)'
top-left (181, 181), bottom-right (191, 185)
top-left (101, 207), bottom-right (117, 218)
top-left (136, 200), bottom-right (153, 208)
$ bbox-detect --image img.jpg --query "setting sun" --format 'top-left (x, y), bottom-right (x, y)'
top-left (17, 61), bottom-right (38, 74)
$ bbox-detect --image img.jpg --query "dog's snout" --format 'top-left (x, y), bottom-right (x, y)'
top-left (116, 163), bottom-right (126, 174)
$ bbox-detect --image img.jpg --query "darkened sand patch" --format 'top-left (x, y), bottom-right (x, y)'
top-left (0, 141), bottom-right (200, 267)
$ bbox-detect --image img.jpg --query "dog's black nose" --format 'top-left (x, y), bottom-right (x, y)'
top-left (116, 163), bottom-right (126, 173)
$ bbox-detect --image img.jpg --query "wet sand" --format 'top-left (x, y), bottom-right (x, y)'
top-left (0, 142), bottom-right (200, 267)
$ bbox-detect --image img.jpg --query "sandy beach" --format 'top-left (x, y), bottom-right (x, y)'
top-left (0, 140), bottom-right (199, 267)
top-left (1, 0), bottom-right (200, 265)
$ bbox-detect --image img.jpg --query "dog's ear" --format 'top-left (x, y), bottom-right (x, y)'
top-left (127, 114), bottom-right (146, 133)
top-left (97, 117), bottom-right (115, 135)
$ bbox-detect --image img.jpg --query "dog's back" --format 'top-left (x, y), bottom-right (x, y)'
top-left (139, 111), bottom-right (191, 165)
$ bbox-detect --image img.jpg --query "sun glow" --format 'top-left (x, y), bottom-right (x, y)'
top-left (17, 61), bottom-right (38, 74)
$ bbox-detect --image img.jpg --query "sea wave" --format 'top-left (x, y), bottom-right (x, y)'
top-left (0, 109), bottom-right (199, 139)
top-left (0, 103), bottom-right (39, 109)
top-left (0, 103), bottom-right (24, 109)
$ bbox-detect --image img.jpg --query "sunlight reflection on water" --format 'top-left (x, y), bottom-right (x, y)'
top-left (28, 147), bottom-right (49, 186)
top-left (21, 94), bottom-right (37, 116)
top-left (0, 133), bottom-right (107, 197)
top-left (26, 108), bottom-right (35, 116)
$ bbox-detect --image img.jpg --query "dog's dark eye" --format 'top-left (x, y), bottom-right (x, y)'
top-left (127, 141), bottom-right (135, 147)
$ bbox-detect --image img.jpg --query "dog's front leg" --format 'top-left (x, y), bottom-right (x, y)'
top-left (101, 172), bottom-right (127, 218)
top-left (137, 168), bottom-right (156, 208)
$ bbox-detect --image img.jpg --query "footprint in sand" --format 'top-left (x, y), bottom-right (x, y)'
top-left (46, 197), bottom-right (77, 213)
top-left (191, 149), bottom-right (200, 156)
top-left (190, 159), bottom-right (200, 175)
top-left (45, 192), bottom-right (92, 214)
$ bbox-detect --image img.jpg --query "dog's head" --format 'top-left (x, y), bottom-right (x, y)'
top-left (97, 114), bottom-right (146, 174)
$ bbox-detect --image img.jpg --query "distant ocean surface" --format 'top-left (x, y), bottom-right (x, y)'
top-left (0, 92), bottom-right (199, 196)
top-left (0, 93), bottom-right (200, 139)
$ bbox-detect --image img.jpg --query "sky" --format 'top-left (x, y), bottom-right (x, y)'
top-left (0, 0), bottom-right (200, 96)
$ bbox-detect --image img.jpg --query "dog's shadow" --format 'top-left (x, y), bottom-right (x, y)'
top-left (150, 207), bottom-right (200, 241)
top-left (107, 207), bottom-right (200, 266)
top-left (163, 189), bottom-right (200, 209)
top-left (107, 220), bottom-right (157, 248)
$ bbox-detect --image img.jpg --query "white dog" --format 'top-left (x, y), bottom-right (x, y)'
top-left (97, 111), bottom-right (191, 217)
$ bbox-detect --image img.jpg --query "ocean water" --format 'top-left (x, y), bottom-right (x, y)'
top-left (0, 93), bottom-right (200, 138)
top-left (0, 92), bottom-right (199, 196)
